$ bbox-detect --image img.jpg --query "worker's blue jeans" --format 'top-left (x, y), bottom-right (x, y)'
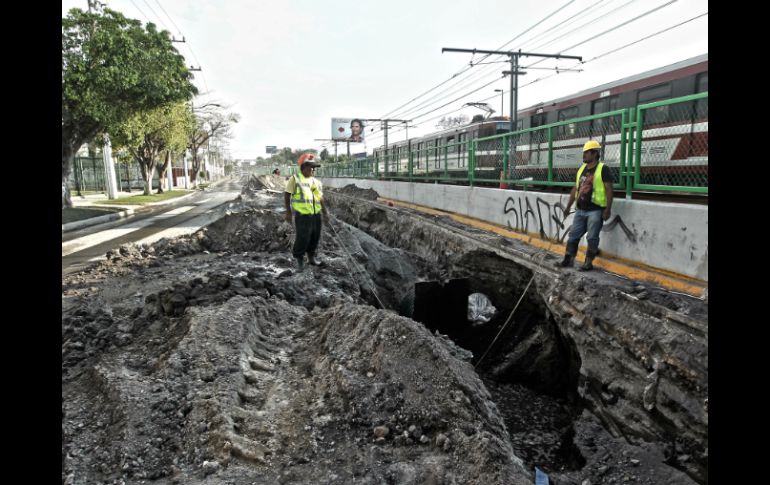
top-left (567, 209), bottom-right (604, 254)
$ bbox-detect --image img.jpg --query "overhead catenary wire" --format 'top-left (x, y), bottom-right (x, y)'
top-left (362, 11), bottom-right (706, 145)
top-left (386, 0), bottom-right (623, 122)
top-left (140, 0), bottom-right (170, 32)
top-left (320, 1), bottom-right (642, 148)
top-left (379, 0), bottom-right (577, 120)
top-left (152, 0), bottom-right (184, 35)
top-left (391, 0), bottom-right (675, 125)
top-left (372, 1), bottom-right (678, 145)
top-left (127, 0), bottom-right (151, 24)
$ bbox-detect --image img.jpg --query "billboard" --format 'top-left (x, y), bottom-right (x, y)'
top-left (331, 118), bottom-right (366, 143)
top-left (265, 145), bottom-right (277, 154)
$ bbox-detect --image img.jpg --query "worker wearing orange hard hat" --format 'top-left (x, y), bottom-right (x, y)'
top-left (284, 153), bottom-right (328, 271)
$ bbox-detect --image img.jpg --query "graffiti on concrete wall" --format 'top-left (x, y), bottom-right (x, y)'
top-left (603, 215), bottom-right (637, 243)
top-left (503, 194), bottom-right (636, 243)
top-left (503, 195), bottom-right (570, 242)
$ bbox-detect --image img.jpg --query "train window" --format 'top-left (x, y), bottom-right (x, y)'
top-left (696, 72), bottom-right (708, 92)
top-left (591, 96), bottom-right (619, 134)
top-left (638, 83), bottom-right (671, 103)
top-left (557, 106), bottom-right (579, 137)
top-left (417, 142), bottom-right (423, 166)
top-left (695, 72), bottom-right (708, 118)
top-left (458, 133), bottom-right (467, 167)
top-left (530, 113), bottom-right (547, 128)
top-left (638, 83), bottom-right (671, 124)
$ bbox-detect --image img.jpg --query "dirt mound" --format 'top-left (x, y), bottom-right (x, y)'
top-left (63, 290), bottom-right (531, 483)
top-left (243, 174), bottom-right (287, 193)
top-left (336, 184), bottom-right (379, 200)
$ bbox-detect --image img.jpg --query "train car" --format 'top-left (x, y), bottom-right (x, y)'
top-left (512, 53), bottom-right (708, 187)
top-left (372, 53), bottom-right (708, 189)
top-left (373, 119), bottom-right (511, 178)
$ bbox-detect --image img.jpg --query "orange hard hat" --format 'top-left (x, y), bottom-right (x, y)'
top-left (297, 153), bottom-right (321, 167)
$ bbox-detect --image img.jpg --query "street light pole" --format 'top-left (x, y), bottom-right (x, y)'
top-left (494, 89), bottom-right (504, 117)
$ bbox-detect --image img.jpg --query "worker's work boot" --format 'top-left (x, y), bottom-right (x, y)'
top-left (579, 250), bottom-right (598, 271)
top-left (555, 242), bottom-right (578, 268)
top-left (295, 257), bottom-right (305, 272)
top-left (307, 253), bottom-right (323, 266)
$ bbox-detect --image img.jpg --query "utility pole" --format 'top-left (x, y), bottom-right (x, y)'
top-left (167, 157), bottom-right (174, 191)
top-left (101, 134), bottom-right (119, 199)
top-left (442, 48), bottom-right (581, 169)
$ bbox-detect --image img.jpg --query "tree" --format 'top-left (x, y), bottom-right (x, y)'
top-left (268, 147), bottom-right (318, 168)
top-left (320, 148), bottom-right (330, 161)
top-left (155, 105), bottom-right (193, 194)
top-left (111, 102), bottom-right (193, 195)
top-left (187, 106), bottom-right (239, 186)
top-left (62, 7), bottom-right (196, 207)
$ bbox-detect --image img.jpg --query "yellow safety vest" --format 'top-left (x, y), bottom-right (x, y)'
top-left (575, 162), bottom-right (607, 208)
top-left (290, 173), bottom-right (323, 215)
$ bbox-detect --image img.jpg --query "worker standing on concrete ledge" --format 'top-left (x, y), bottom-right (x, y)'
top-left (556, 140), bottom-right (614, 271)
top-left (284, 153), bottom-right (328, 271)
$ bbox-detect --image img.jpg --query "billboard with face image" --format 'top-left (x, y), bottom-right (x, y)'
top-left (331, 118), bottom-right (365, 143)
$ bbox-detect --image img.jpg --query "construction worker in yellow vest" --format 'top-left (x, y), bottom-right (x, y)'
top-left (284, 153), bottom-right (328, 271)
top-left (556, 140), bottom-right (614, 271)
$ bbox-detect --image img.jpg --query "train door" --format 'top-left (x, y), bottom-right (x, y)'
top-left (445, 135), bottom-right (454, 171)
top-left (458, 133), bottom-right (467, 168)
top-left (590, 96), bottom-right (619, 138)
top-left (432, 140), bottom-right (440, 170)
top-left (685, 72), bottom-right (708, 171)
top-left (416, 141), bottom-right (423, 173)
top-left (637, 82), bottom-right (673, 185)
top-left (529, 113), bottom-right (548, 166)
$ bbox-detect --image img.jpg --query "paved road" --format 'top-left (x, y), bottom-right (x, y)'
top-left (62, 180), bottom-right (241, 275)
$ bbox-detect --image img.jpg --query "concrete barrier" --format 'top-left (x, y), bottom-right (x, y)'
top-left (321, 178), bottom-right (708, 281)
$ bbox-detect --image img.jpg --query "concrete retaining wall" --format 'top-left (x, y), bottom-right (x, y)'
top-left (321, 178), bottom-right (708, 281)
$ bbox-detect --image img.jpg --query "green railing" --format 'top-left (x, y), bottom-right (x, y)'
top-left (315, 92), bottom-right (708, 197)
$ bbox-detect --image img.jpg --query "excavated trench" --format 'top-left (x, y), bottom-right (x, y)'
top-left (327, 184), bottom-right (708, 485)
top-left (61, 180), bottom-right (707, 485)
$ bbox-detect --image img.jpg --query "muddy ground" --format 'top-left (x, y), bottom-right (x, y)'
top-left (62, 184), bottom-right (705, 484)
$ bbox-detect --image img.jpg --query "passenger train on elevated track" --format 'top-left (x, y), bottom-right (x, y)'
top-left (370, 54), bottom-right (708, 191)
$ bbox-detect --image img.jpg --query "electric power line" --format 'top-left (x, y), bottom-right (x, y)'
top-left (152, 0), bottom-right (183, 35)
top-left (140, 0), bottom-right (170, 32)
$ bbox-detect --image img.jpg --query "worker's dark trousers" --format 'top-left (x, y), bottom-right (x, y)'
top-left (293, 213), bottom-right (322, 259)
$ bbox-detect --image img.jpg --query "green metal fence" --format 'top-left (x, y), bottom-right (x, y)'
top-left (67, 157), bottom-right (161, 194)
top-left (315, 92), bottom-right (708, 197)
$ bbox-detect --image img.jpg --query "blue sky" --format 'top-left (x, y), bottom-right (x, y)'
top-left (62, 0), bottom-right (708, 159)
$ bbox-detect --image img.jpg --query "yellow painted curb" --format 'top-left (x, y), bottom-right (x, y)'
top-left (378, 197), bottom-right (707, 297)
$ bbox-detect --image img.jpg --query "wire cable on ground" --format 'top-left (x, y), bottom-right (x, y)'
top-left (326, 215), bottom-right (388, 310)
top-left (474, 272), bottom-right (536, 369)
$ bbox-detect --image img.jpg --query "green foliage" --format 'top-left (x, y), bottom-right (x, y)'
top-left (268, 147), bottom-right (318, 168)
top-left (110, 102), bottom-right (193, 194)
top-left (62, 8), bottom-right (197, 141)
top-left (62, 6), bottom-right (197, 204)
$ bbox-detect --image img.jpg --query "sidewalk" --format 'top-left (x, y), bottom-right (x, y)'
top-left (63, 178), bottom-right (232, 233)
